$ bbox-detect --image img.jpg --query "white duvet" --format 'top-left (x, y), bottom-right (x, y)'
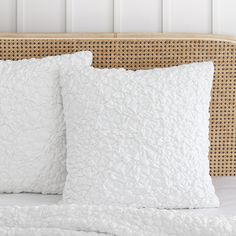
top-left (0, 204), bottom-right (236, 236)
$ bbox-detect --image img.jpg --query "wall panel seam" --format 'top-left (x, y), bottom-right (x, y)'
top-left (162, 0), bottom-right (171, 32)
top-left (16, 0), bottom-right (24, 32)
top-left (114, 0), bottom-right (121, 32)
top-left (66, 0), bottom-right (73, 32)
top-left (212, 0), bottom-right (220, 34)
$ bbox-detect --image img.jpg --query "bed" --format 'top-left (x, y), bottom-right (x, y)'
top-left (0, 177), bottom-right (235, 216)
top-left (0, 33), bottom-right (236, 235)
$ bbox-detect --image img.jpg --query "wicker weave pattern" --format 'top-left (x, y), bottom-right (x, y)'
top-left (0, 37), bottom-right (235, 176)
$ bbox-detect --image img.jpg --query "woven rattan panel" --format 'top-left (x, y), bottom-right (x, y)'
top-left (0, 37), bottom-right (235, 176)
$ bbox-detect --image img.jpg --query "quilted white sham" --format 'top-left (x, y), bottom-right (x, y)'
top-left (0, 51), bottom-right (92, 194)
top-left (61, 62), bottom-right (219, 208)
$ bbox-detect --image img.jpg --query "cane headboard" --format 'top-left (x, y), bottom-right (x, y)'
top-left (0, 33), bottom-right (235, 176)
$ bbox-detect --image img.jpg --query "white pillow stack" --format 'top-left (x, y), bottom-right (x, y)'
top-left (60, 62), bottom-right (219, 208)
top-left (0, 52), bottom-right (92, 194)
top-left (0, 51), bottom-right (219, 209)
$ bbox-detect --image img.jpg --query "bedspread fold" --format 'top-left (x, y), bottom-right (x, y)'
top-left (0, 204), bottom-right (236, 236)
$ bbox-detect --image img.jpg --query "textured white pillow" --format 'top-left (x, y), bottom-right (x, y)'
top-left (61, 62), bottom-right (219, 208)
top-left (0, 51), bottom-right (92, 194)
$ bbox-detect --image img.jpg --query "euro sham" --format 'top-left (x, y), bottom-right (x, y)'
top-left (61, 62), bottom-right (219, 208)
top-left (0, 51), bottom-right (92, 194)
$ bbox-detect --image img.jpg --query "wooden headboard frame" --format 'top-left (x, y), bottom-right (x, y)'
top-left (0, 33), bottom-right (235, 176)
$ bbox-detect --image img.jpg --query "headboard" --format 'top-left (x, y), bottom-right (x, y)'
top-left (0, 33), bottom-right (235, 176)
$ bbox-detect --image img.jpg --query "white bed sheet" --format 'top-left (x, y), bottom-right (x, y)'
top-left (187, 177), bottom-right (236, 216)
top-left (0, 177), bottom-right (235, 217)
top-left (0, 193), bottom-right (61, 206)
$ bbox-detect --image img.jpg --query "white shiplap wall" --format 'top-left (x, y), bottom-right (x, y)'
top-left (0, 0), bottom-right (236, 35)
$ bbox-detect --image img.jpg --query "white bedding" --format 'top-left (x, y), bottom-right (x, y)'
top-left (0, 177), bottom-right (235, 235)
top-left (61, 63), bottom-right (219, 209)
top-left (0, 52), bottom-right (92, 194)
top-left (189, 177), bottom-right (236, 216)
top-left (0, 193), bottom-right (61, 207)
top-left (0, 177), bottom-right (235, 215)
top-left (1, 203), bottom-right (236, 235)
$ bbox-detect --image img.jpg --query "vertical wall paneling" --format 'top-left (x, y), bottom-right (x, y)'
top-left (114, 0), bottom-right (121, 32)
top-left (162, 0), bottom-right (212, 33)
top-left (16, 0), bottom-right (24, 32)
top-left (0, 0), bottom-right (17, 32)
top-left (120, 0), bottom-right (162, 32)
top-left (162, 0), bottom-right (171, 32)
top-left (17, 0), bottom-right (66, 32)
top-left (66, 0), bottom-right (73, 32)
top-left (70, 0), bottom-right (113, 32)
top-left (212, 0), bottom-right (219, 34)
top-left (212, 0), bottom-right (236, 35)
top-left (1, 0), bottom-right (236, 35)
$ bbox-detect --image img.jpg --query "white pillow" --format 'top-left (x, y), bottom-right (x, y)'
top-left (0, 51), bottom-right (92, 194)
top-left (61, 62), bottom-right (219, 208)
